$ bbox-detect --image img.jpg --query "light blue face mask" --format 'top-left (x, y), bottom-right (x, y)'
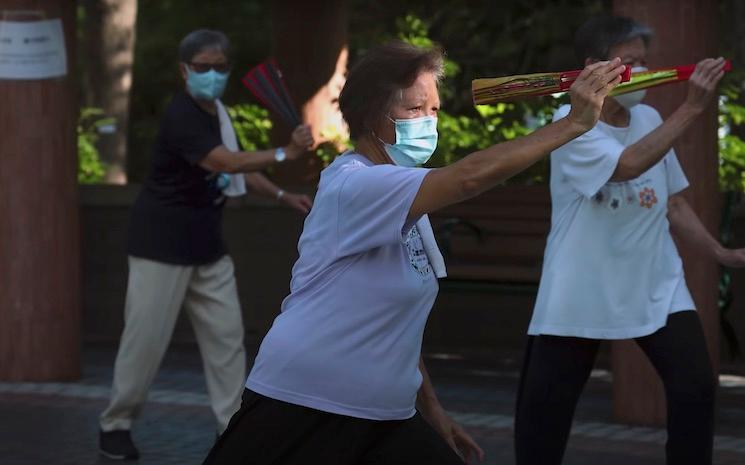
top-left (382, 115), bottom-right (438, 167)
top-left (186, 68), bottom-right (229, 101)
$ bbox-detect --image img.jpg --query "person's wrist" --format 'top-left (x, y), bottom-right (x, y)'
top-left (714, 245), bottom-right (729, 264)
top-left (563, 113), bottom-right (591, 137)
top-left (680, 100), bottom-right (705, 117)
top-left (420, 402), bottom-right (447, 427)
top-left (276, 189), bottom-right (285, 201)
top-left (417, 393), bottom-right (443, 414)
top-left (285, 143), bottom-right (304, 159)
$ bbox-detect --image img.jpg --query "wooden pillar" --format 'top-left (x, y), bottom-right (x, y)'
top-left (611, 0), bottom-right (720, 425)
top-left (271, 0), bottom-right (348, 186)
top-left (0, 1), bottom-right (80, 380)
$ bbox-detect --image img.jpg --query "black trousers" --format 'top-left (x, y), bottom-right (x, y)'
top-left (202, 389), bottom-right (463, 465)
top-left (514, 311), bottom-right (716, 465)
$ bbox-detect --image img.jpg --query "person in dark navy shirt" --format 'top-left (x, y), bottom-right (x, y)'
top-left (98, 29), bottom-right (314, 461)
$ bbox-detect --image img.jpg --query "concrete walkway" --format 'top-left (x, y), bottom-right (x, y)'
top-left (1, 344), bottom-right (744, 465)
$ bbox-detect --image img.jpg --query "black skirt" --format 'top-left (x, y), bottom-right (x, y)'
top-left (202, 389), bottom-right (463, 465)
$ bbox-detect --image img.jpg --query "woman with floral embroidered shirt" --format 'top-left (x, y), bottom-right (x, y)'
top-left (515, 15), bottom-right (743, 465)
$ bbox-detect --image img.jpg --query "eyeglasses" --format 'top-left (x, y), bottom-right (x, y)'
top-left (188, 62), bottom-right (232, 73)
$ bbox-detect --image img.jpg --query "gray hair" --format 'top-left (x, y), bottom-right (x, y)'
top-left (178, 29), bottom-right (231, 63)
top-left (574, 16), bottom-right (653, 63)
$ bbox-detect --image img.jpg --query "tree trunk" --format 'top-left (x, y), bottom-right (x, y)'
top-left (0, 1), bottom-right (80, 380)
top-left (270, 0), bottom-right (349, 186)
top-left (611, 0), bottom-right (720, 425)
top-left (82, 0), bottom-right (137, 184)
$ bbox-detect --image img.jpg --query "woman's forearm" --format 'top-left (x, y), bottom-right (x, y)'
top-left (244, 172), bottom-right (282, 199)
top-left (231, 149), bottom-right (280, 173)
top-left (668, 195), bottom-right (724, 261)
top-left (408, 59), bottom-right (626, 220)
top-left (614, 58), bottom-right (726, 181)
top-left (458, 116), bottom-right (586, 196)
top-left (201, 144), bottom-right (305, 174)
top-left (410, 117), bottom-right (585, 219)
top-left (416, 357), bottom-right (444, 417)
top-left (200, 145), bottom-right (277, 173)
top-left (611, 104), bottom-right (700, 181)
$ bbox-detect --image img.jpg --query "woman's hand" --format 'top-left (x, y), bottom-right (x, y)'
top-left (683, 57), bottom-right (727, 114)
top-left (717, 247), bottom-right (745, 268)
top-left (286, 124), bottom-right (315, 160)
top-left (422, 405), bottom-right (484, 464)
top-left (567, 58), bottom-right (626, 133)
top-left (281, 192), bottom-right (313, 214)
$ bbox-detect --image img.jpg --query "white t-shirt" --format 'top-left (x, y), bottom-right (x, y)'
top-left (528, 104), bottom-right (695, 339)
top-left (246, 152), bottom-right (438, 420)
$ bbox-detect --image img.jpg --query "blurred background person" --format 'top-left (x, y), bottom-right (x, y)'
top-left (515, 15), bottom-right (737, 465)
top-left (98, 29), bottom-right (314, 460)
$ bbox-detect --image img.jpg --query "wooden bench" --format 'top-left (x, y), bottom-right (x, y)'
top-left (429, 185), bottom-right (551, 292)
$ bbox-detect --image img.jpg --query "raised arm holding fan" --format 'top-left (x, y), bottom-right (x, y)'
top-left (472, 61), bottom-right (731, 105)
top-left (202, 40), bottom-right (625, 465)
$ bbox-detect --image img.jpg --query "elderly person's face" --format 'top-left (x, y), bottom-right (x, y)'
top-left (179, 48), bottom-right (231, 103)
top-left (179, 48), bottom-right (230, 82)
top-left (377, 71), bottom-right (440, 145)
top-left (600, 37), bottom-right (648, 111)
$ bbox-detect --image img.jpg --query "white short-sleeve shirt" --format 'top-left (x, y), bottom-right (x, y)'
top-left (246, 152), bottom-right (438, 420)
top-left (528, 104), bottom-right (695, 339)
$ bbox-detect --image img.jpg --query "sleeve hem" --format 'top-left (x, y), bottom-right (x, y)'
top-left (391, 168), bottom-right (430, 244)
top-left (668, 181), bottom-right (690, 197)
top-left (574, 147), bottom-right (624, 198)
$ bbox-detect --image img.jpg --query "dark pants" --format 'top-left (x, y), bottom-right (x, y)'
top-left (515, 311), bottom-right (716, 465)
top-left (202, 389), bottom-right (463, 465)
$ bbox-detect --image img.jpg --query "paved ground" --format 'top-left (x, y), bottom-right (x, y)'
top-left (1, 343), bottom-right (745, 465)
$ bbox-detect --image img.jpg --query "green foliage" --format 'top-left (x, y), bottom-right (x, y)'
top-left (396, 14), bottom-right (460, 102)
top-left (719, 72), bottom-right (745, 193)
top-left (77, 108), bottom-right (107, 183)
top-left (226, 104), bottom-right (273, 151)
top-left (315, 142), bottom-right (344, 166)
top-left (226, 103), bottom-right (350, 167)
top-left (316, 124), bottom-right (351, 166)
top-left (349, 0), bottom-right (606, 115)
top-left (430, 100), bottom-right (561, 184)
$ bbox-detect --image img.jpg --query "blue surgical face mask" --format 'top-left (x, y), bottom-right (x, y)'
top-left (186, 68), bottom-right (229, 101)
top-left (381, 115), bottom-right (438, 167)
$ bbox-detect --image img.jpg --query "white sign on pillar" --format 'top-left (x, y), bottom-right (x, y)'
top-left (0, 19), bottom-right (67, 79)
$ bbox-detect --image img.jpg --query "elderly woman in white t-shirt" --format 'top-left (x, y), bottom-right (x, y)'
top-left (514, 15), bottom-right (743, 465)
top-left (201, 41), bottom-right (625, 465)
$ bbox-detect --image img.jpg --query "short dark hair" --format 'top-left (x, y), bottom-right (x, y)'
top-left (178, 29), bottom-right (231, 63)
top-left (574, 16), bottom-right (653, 63)
top-left (339, 41), bottom-right (444, 140)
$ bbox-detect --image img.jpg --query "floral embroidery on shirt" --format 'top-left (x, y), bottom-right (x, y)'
top-left (405, 226), bottom-right (433, 277)
top-left (639, 187), bottom-right (657, 208)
